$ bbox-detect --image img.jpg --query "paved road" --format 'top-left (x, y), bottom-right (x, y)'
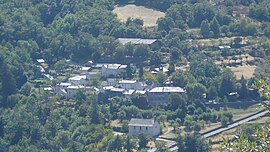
top-left (202, 110), bottom-right (269, 138)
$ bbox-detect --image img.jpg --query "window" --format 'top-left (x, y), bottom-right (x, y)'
top-left (140, 126), bottom-right (142, 130)
top-left (134, 126), bottom-right (136, 130)
top-left (146, 127), bottom-right (148, 130)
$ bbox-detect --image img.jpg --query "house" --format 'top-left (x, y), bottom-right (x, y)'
top-left (55, 82), bottom-right (72, 92)
top-left (148, 87), bottom-right (185, 106)
top-left (66, 85), bottom-right (99, 99)
top-left (66, 86), bottom-right (83, 99)
top-left (150, 67), bottom-right (169, 74)
top-left (80, 67), bottom-right (91, 74)
top-left (118, 80), bottom-right (143, 90)
top-left (101, 64), bottom-right (127, 78)
top-left (68, 75), bottom-right (87, 85)
top-left (128, 118), bottom-right (160, 137)
top-left (117, 38), bottom-right (162, 50)
top-left (123, 89), bottom-right (136, 98)
top-left (86, 72), bottom-right (99, 80)
top-left (105, 87), bottom-right (125, 98)
top-left (36, 59), bottom-right (45, 64)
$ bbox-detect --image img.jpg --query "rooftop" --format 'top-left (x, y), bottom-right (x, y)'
top-left (123, 89), bottom-right (136, 95)
top-left (102, 64), bottom-right (127, 69)
top-left (69, 75), bottom-right (86, 81)
top-left (36, 59), bottom-right (45, 63)
top-left (59, 82), bottom-right (72, 86)
top-left (128, 118), bottom-right (155, 127)
top-left (118, 38), bottom-right (158, 45)
top-left (80, 67), bottom-right (91, 71)
top-left (135, 90), bottom-right (146, 94)
top-left (110, 87), bottom-right (125, 92)
top-left (67, 85), bottom-right (84, 89)
top-left (119, 80), bottom-right (137, 84)
top-left (149, 87), bottom-right (185, 93)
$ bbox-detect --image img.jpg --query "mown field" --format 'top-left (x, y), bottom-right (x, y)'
top-left (113, 4), bottom-right (165, 27)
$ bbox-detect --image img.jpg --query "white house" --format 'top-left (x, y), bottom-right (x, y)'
top-left (118, 80), bottom-right (143, 90)
top-left (68, 75), bottom-right (87, 85)
top-left (128, 118), bottom-right (160, 137)
top-left (80, 67), bottom-right (91, 74)
top-left (148, 87), bottom-right (185, 106)
top-left (36, 58), bottom-right (45, 64)
top-left (101, 64), bottom-right (127, 78)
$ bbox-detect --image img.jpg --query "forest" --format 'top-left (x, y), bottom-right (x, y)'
top-left (0, 0), bottom-right (270, 151)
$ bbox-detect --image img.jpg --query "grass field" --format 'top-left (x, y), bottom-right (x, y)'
top-left (113, 4), bottom-right (165, 27)
top-left (226, 104), bottom-right (264, 120)
top-left (228, 64), bottom-right (257, 80)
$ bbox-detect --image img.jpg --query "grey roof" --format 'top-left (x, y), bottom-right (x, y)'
top-left (118, 38), bottom-right (158, 45)
top-left (128, 118), bottom-right (155, 127)
top-left (149, 87), bottom-right (185, 93)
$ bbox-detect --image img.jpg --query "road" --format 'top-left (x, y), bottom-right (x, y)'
top-left (202, 110), bottom-right (269, 138)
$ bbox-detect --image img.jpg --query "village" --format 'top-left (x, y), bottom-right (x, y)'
top-left (34, 36), bottom-right (268, 151)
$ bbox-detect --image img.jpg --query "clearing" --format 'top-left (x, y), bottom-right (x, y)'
top-left (228, 64), bottom-right (257, 80)
top-left (113, 4), bottom-right (165, 27)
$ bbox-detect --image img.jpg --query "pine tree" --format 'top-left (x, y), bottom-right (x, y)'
top-left (125, 135), bottom-right (133, 152)
top-left (0, 117), bottom-right (4, 137)
top-left (200, 20), bottom-right (210, 38)
top-left (239, 76), bottom-right (248, 99)
top-left (210, 17), bottom-right (220, 38)
top-left (126, 63), bottom-right (132, 79)
top-left (90, 98), bottom-right (101, 124)
top-left (139, 65), bottom-right (144, 80)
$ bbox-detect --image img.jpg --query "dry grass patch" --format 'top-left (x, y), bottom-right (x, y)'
top-left (113, 4), bottom-right (165, 27)
top-left (228, 64), bottom-right (257, 80)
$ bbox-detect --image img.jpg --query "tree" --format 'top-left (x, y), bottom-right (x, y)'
top-left (193, 123), bottom-right (201, 132)
top-left (171, 71), bottom-right (191, 88)
top-left (134, 44), bottom-right (150, 61)
top-left (170, 93), bottom-right (187, 110)
top-left (220, 115), bottom-right (229, 126)
top-left (168, 62), bottom-right (175, 76)
top-left (239, 76), bottom-right (248, 99)
top-left (1, 63), bottom-right (17, 106)
top-left (219, 69), bottom-right (236, 98)
top-left (90, 97), bottom-right (101, 124)
top-left (126, 63), bottom-right (132, 79)
top-left (210, 17), bottom-right (220, 38)
top-left (156, 72), bottom-right (167, 86)
top-left (157, 17), bottom-right (175, 32)
top-left (125, 135), bottom-right (134, 152)
top-left (139, 65), bottom-right (144, 80)
top-left (150, 52), bottom-right (162, 66)
top-left (176, 134), bottom-right (185, 152)
top-left (0, 117), bottom-right (3, 137)
top-left (156, 141), bottom-right (168, 152)
top-left (131, 93), bottom-right (149, 109)
top-left (186, 83), bottom-right (207, 100)
top-left (107, 135), bottom-right (122, 152)
top-left (200, 20), bottom-right (210, 38)
top-left (138, 133), bottom-right (148, 150)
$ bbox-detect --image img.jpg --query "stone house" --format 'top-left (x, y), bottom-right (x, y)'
top-left (128, 118), bottom-right (160, 137)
